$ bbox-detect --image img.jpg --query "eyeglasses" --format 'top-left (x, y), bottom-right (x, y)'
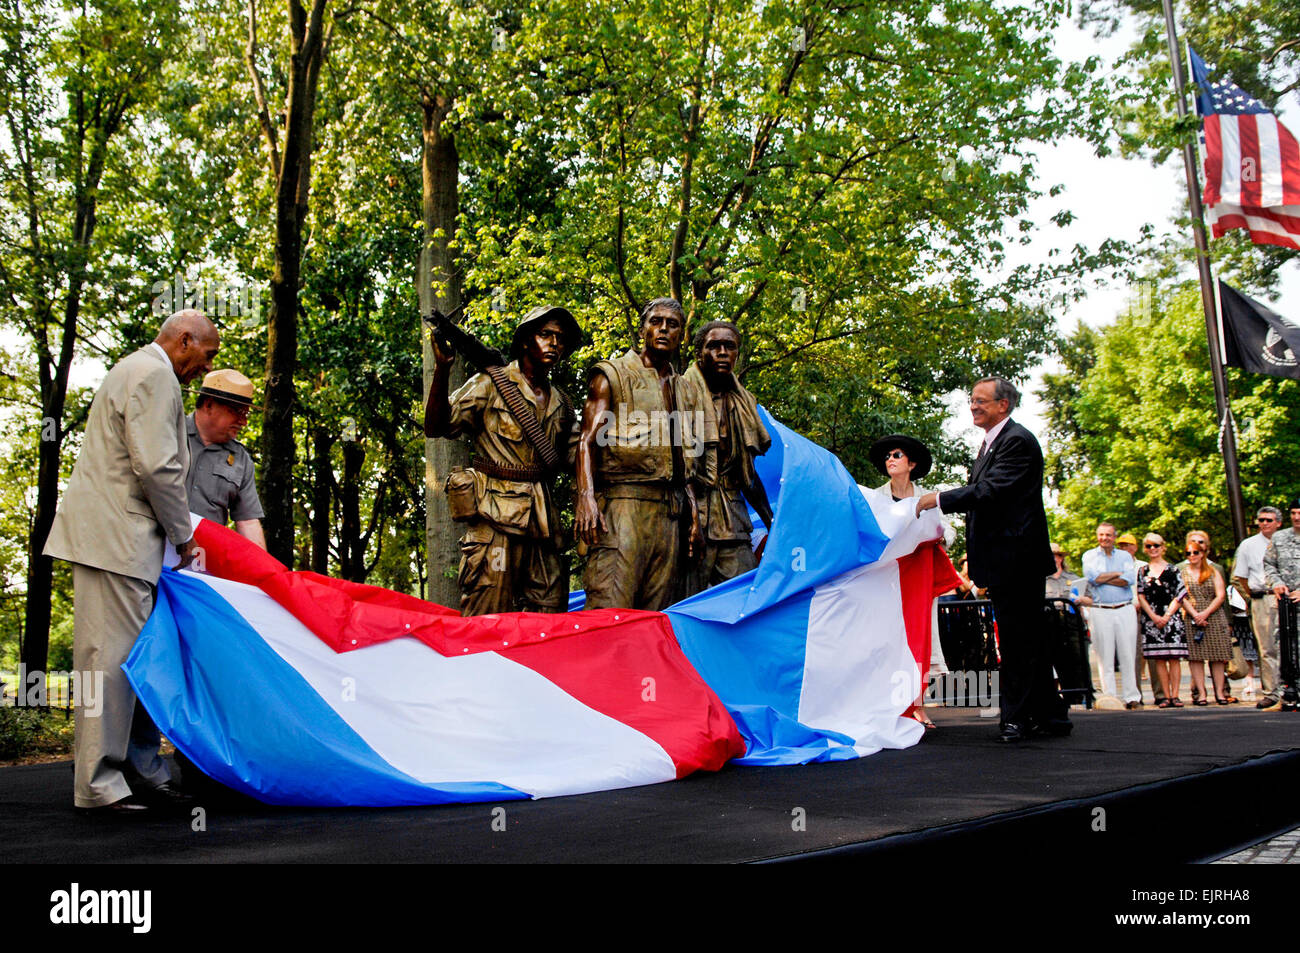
top-left (1256, 517), bottom-right (1277, 523)
top-left (885, 450), bottom-right (907, 460)
top-left (968, 397), bottom-right (1005, 406)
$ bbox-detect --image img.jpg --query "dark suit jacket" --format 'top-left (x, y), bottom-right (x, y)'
top-left (940, 419), bottom-right (1053, 588)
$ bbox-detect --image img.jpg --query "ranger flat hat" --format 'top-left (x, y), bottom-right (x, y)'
top-left (869, 433), bottom-right (933, 481)
top-left (197, 369), bottom-right (255, 408)
top-left (510, 305), bottom-right (583, 360)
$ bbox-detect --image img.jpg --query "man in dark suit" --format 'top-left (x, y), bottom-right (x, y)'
top-left (916, 376), bottom-right (1069, 742)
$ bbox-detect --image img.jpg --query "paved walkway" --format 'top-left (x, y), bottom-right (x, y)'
top-left (1214, 827), bottom-right (1300, 864)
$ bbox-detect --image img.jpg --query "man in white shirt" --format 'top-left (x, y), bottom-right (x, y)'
top-left (1116, 532), bottom-right (1154, 703)
top-left (1234, 506), bottom-right (1283, 709)
top-left (1082, 522), bottom-right (1141, 708)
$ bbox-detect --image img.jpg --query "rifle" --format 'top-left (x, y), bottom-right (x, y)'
top-left (422, 302), bottom-right (507, 373)
top-left (422, 302), bottom-right (562, 472)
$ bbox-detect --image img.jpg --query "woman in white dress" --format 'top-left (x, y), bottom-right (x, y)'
top-left (869, 434), bottom-right (954, 729)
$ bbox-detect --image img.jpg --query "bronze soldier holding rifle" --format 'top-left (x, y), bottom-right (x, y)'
top-left (424, 305), bottom-right (581, 616)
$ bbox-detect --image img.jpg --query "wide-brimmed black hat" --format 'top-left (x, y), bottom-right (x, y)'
top-left (869, 434), bottom-right (933, 480)
top-left (510, 305), bottom-right (583, 360)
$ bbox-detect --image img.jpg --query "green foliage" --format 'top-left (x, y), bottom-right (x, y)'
top-left (1044, 285), bottom-right (1300, 563)
top-left (0, 706), bottom-right (74, 761)
top-left (1041, 321), bottom-right (1101, 490)
top-left (1, 0), bottom-right (1155, 630)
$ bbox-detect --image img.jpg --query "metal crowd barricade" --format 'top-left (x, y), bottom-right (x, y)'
top-left (936, 597), bottom-right (1094, 711)
top-left (1279, 597), bottom-right (1299, 711)
top-left (936, 598), bottom-right (998, 672)
top-left (1045, 597), bottom-right (1095, 710)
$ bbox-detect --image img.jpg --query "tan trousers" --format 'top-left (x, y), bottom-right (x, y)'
top-left (685, 539), bottom-right (758, 598)
top-left (456, 522), bottom-right (568, 616)
top-left (1251, 593), bottom-right (1280, 700)
top-left (583, 492), bottom-right (682, 611)
top-left (72, 564), bottom-right (170, 808)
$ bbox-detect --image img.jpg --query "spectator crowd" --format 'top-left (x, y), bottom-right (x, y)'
top-left (1046, 500), bottom-right (1300, 712)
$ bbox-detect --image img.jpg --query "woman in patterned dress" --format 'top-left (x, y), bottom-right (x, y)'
top-left (1136, 534), bottom-right (1188, 707)
top-left (1181, 531), bottom-right (1234, 705)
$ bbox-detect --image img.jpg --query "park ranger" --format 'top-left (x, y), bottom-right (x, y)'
top-left (576, 297), bottom-right (709, 610)
top-left (424, 305), bottom-right (581, 616)
top-left (682, 320), bottom-right (773, 596)
top-left (186, 368), bottom-right (266, 550)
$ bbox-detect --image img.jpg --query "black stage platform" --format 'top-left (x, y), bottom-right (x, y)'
top-left (3, 706), bottom-right (1297, 864)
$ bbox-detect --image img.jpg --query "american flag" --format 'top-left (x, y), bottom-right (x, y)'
top-left (1190, 46), bottom-right (1300, 250)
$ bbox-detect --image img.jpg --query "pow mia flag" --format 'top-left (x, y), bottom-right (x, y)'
top-left (1219, 280), bottom-right (1300, 380)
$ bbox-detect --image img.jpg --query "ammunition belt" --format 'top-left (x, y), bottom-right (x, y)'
top-left (474, 458), bottom-right (547, 482)
top-left (485, 365), bottom-right (561, 471)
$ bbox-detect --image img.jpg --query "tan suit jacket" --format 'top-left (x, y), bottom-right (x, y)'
top-left (45, 345), bottom-right (192, 583)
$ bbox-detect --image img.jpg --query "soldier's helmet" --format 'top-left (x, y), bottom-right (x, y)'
top-left (510, 305), bottom-right (583, 360)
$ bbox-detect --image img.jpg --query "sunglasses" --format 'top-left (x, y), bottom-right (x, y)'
top-left (885, 450), bottom-right (907, 460)
top-left (1144, 542), bottom-right (1163, 549)
top-left (1188, 547), bottom-right (1206, 555)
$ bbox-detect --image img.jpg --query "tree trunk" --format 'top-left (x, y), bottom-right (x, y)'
top-left (256, 0), bottom-right (329, 567)
top-left (21, 439), bottom-right (58, 674)
top-left (261, 264), bottom-right (300, 565)
top-left (310, 425), bottom-right (333, 574)
top-left (419, 91), bottom-right (468, 608)
top-left (22, 202), bottom-right (94, 673)
top-left (339, 438), bottom-right (364, 581)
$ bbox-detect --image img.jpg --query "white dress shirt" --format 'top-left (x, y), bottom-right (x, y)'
top-left (1233, 533), bottom-right (1270, 591)
top-left (936, 416), bottom-right (1012, 515)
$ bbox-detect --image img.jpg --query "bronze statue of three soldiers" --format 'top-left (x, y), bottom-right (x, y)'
top-left (424, 298), bottom-right (772, 617)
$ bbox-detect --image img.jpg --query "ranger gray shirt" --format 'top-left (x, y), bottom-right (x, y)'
top-left (185, 413), bottom-right (264, 525)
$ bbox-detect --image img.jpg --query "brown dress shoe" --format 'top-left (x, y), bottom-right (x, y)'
top-left (76, 795), bottom-right (151, 816)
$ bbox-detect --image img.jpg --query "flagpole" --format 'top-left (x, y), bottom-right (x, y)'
top-left (1160, 0), bottom-right (1249, 544)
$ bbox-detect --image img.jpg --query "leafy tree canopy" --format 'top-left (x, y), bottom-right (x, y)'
top-left (1044, 285), bottom-right (1300, 565)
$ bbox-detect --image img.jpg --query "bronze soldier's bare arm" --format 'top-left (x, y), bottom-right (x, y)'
top-left (422, 336), bottom-right (456, 438)
top-left (576, 372), bottom-right (611, 546)
top-left (743, 475), bottom-right (774, 534)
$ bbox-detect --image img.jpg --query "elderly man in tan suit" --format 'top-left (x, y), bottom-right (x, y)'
top-left (45, 310), bottom-right (218, 813)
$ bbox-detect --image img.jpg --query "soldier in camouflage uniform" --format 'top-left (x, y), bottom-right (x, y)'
top-left (1264, 497), bottom-right (1300, 710)
top-left (576, 298), bottom-right (708, 610)
top-left (1265, 498), bottom-right (1300, 594)
top-left (424, 305), bottom-right (581, 616)
top-left (681, 321), bottom-right (773, 596)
